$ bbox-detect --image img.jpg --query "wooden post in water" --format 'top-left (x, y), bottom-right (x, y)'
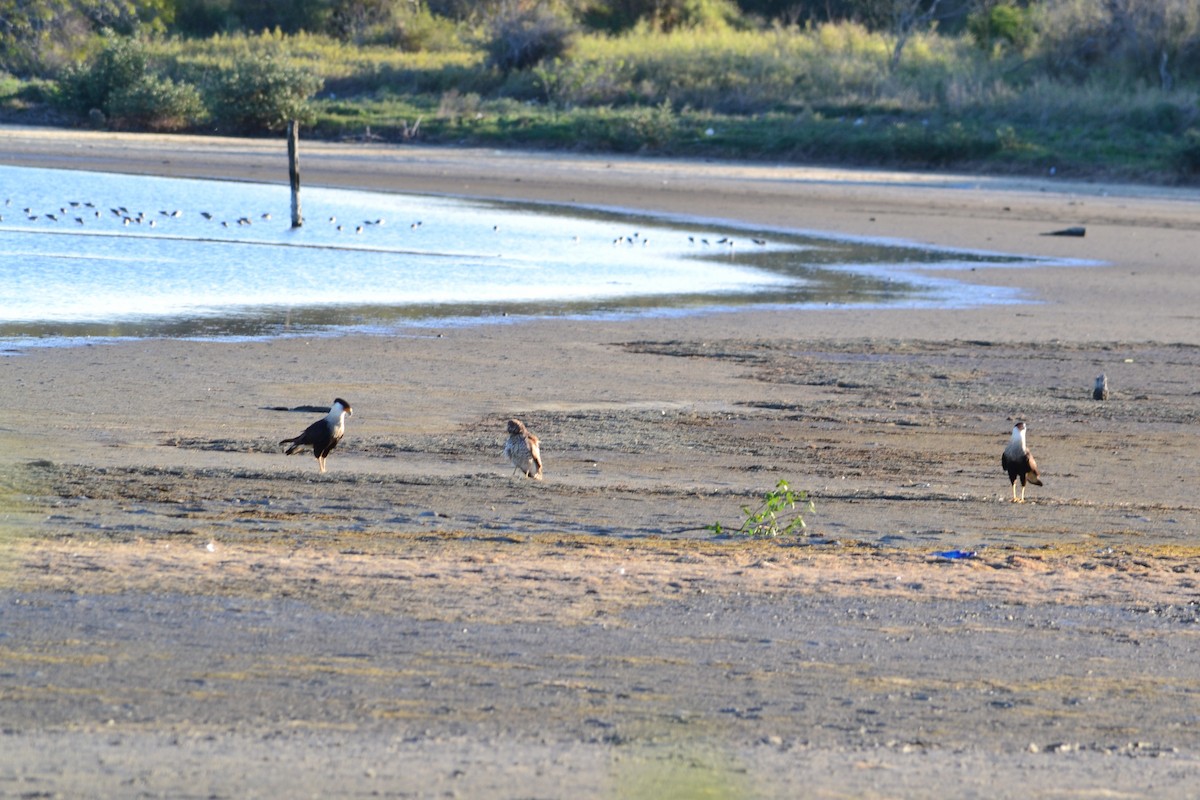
top-left (287, 120), bottom-right (302, 228)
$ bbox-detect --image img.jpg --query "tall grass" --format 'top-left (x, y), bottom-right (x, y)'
top-left (10, 16), bottom-right (1197, 182)
top-left (146, 24), bottom-right (1004, 114)
top-left (149, 30), bottom-right (481, 81)
top-left (539, 25), bottom-right (902, 111)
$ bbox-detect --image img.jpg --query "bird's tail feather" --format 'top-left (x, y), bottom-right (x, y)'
top-left (1028, 474), bottom-right (1043, 486)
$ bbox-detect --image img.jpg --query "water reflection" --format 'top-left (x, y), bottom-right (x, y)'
top-left (0, 166), bottom-right (1083, 345)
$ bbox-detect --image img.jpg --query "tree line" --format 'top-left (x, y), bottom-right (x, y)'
top-left (4, 1), bottom-right (1198, 85)
top-left (0, 0), bottom-right (1020, 75)
top-left (3, 0), bottom-right (1198, 180)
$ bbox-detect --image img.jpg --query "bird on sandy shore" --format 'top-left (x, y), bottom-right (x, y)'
top-left (504, 418), bottom-right (543, 480)
top-left (280, 398), bottom-right (353, 474)
top-left (1001, 421), bottom-right (1043, 503)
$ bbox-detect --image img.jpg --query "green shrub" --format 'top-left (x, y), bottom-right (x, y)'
top-left (2, 75), bottom-right (56, 105)
top-left (1030, 0), bottom-right (1200, 87)
top-left (326, 1), bottom-right (465, 51)
top-left (57, 32), bottom-right (204, 130)
top-left (329, 0), bottom-right (395, 43)
top-left (484, 5), bottom-right (576, 73)
top-left (207, 53), bottom-right (323, 133)
top-left (967, 3), bottom-right (1033, 53)
top-left (884, 119), bottom-right (1000, 165)
top-left (708, 479), bottom-right (813, 538)
top-left (0, 1), bottom-right (163, 77)
top-left (58, 32), bottom-right (149, 114)
top-left (107, 73), bottom-right (205, 130)
top-left (575, 98), bottom-right (677, 149)
top-left (582, 0), bottom-right (740, 33)
top-left (1126, 101), bottom-right (1188, 134)
top-left (388, 5), bottom-right (466, 52)
top-left (577, 104), bottom-right (679, 151)
top-left (1173, 128), bottom-right (1200, 179)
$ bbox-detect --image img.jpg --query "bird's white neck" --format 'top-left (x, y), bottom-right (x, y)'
top-left (1009, 426), bottom-right (1026, 448)
top-left (327, 404), bottom-right (347, 430)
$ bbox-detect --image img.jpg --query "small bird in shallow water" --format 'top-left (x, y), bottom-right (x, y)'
top-left (504, 418), bottom-right (543, 480)
top-left (280, 398), bottom-right (352, 473)
top-left (1001, 422), bottom-right (1043, 503)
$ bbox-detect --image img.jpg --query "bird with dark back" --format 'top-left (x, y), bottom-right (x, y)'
top-left (280, 398), bottom-right (353, 473)
top-left (1001, 421), bottom-right (1043, 503)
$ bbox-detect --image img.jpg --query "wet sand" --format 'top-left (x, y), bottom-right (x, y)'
top-left (2, 127), bottom-right (1200, 798)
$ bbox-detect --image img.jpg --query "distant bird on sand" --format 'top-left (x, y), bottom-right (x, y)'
top-left (1001, 422), bottom-right (1043, 503)
top-left (504, 418), bottom-right (543, 480)
top-left (281, 398), bottom-right (352, 473)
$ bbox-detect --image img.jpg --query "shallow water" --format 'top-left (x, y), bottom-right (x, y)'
top-left (0, 165), bottom-right (1081, 345)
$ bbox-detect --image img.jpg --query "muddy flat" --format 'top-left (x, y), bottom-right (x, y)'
top-left (2, 128), bottom-right (1200, 798)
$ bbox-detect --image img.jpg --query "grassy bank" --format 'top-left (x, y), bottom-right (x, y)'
top-left (4, 24), bottom-right (1199, 183)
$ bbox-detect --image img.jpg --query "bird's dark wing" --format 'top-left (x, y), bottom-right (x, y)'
top-left (281, 418), bottom-right (328, 451)
top-left (301, 418), bottom-right (329, 443)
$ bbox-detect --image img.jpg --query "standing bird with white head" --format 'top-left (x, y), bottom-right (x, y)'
top-left (1001, 421), bottom-right (1043, 503)
top-left (280, 398), bottom-right (353, 473)
top-left (504, 418), bottom-right (543, 480)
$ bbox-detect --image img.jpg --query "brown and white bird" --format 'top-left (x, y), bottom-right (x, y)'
top-left (1001, 421), bottom-right (1043, 503)
top-left (280, 398), bottom-right (352, 473)
top-left (504, 418), bottom-right (543, 480)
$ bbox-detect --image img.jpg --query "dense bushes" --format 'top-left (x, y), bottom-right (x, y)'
top-left (534, 24), bottom-right (941, 113)
top-left (967, 3), bottom-right (1034, 53)
top-left (172, 0), bottom-right (331, 37)
top-left (1031, 0), bottom-right (1200, 88)
top-left (581, 0), bottom-right (742, 33)
top-left (58, 33), bottom-right (203, 131)
top-left (0, 0), bottom-right (160, 77)
top-left (56, 32), bottom-right (321, 133)
top-left (104, 73), bottom-right (205, 130)
top-left (58, 33), bottom-right (150, 114)
top-left (207, 54), bottom-right (324, 132)
top-left (484, 5), bottom-right (576, 73)
top-left (1175, 129), bottom-right (1200, 177)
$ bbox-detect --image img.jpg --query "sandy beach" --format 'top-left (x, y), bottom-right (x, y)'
top-left (2, 126), bottom-right (1200, 798)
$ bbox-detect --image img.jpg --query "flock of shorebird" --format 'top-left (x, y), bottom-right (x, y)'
top-left (4, 197), bottom-right (409, 234)
top-left (6, 196), bottom-right (769, 251)
top-left (282, 398), bottom-right (1039, 502)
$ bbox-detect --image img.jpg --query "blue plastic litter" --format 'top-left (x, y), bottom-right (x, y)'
top-left (932, 549), bottom-right (977, 560)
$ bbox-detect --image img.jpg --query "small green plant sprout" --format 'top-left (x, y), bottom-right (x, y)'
top-left (709, 479), bottom-right (813, 538)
